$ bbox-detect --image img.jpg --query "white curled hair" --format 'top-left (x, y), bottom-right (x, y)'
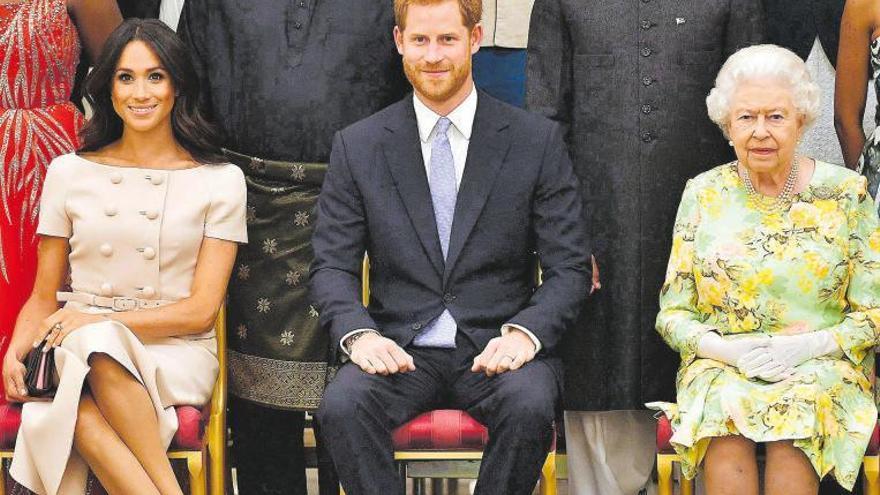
top-left (706, 44), bottom-right (820, 138)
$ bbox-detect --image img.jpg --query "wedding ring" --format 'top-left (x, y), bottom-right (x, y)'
top-left (52, 322), bottom-right (63, 332)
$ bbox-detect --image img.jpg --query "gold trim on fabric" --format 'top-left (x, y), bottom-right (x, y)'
top-left (227, 350), bottom-right (333, 410)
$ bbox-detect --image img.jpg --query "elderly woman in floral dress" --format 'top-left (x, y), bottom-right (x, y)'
top-left (649, 44), bottom-right (880, 494)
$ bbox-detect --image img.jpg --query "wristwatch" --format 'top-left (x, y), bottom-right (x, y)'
top-left (344, 330), bottom-right (379, 354)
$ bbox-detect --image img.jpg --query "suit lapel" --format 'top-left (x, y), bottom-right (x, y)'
top-left (381, 100), bottom-right (445, 277)
top-left (444, 96), bottom-right (511, 284)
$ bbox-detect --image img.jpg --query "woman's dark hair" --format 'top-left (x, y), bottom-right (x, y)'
top-left (79, 19), bottom-right (225, 164)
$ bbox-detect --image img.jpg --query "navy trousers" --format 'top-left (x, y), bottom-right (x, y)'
top-left (317, 333), bottom-right (560, 495)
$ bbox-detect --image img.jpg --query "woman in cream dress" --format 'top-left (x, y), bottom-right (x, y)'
top-left (1, 20), bottom-right (246, 495)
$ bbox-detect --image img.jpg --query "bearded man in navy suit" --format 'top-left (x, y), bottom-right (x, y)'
top-left (310, 0), bottom-right (590, 493)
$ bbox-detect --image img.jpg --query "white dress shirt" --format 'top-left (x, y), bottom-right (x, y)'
top-left (340, 85), bottom-right (541, 355)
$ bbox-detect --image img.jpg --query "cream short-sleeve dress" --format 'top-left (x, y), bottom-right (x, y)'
top-left (10, 153), bottom-right (247, 495)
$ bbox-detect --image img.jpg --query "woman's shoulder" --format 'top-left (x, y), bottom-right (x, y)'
top-left (197, 162), bottom-right (246, 196)
top-left (199, 162), bottom-right (244, 181)
top-left (47, 152), bottom-right (86, 173)
top-left (687, 161), bottom-right (738, 191)
top-left (812, 160), bottom-right (865, 188)
top-left (44, 153), bottom-right (94, 184)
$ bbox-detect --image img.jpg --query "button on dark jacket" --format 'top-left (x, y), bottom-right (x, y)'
top-left (526, 0), bottom-right (765, 410)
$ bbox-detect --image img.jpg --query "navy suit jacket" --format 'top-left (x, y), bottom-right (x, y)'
top-left (310, 92), bottom-right (590, 363)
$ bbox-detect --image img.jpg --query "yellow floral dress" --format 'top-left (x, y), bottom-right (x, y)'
top-left (647, 161), bottom-right (880, 489)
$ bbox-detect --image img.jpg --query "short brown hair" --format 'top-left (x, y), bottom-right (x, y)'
top-left (394, 0), bottom-right (482, 31)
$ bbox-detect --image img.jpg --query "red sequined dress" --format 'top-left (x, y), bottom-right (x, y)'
top-left (0, 0), bottom-right (83, 400)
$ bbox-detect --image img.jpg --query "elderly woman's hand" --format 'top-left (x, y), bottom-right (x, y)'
top-left (697, 332), bottom-right (768, 367)
top-left (738, 348), bottom-right (795, 382)
top-left (35, 307), bottom-right (106, 349)
top-left (761, 332), bottom-right (841, 376)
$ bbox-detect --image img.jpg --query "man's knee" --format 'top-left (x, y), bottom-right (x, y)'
top-left (316, 366), bottom-right (378, 427)
top-left (503, 394), bottom-right (556, 428)
top-left (493, 367), bottom-right (558, 428)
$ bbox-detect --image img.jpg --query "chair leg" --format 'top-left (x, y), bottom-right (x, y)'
top-left (413, 478), bottom-right (426, 495)
top-left (207, 421), bottom-right (226, 495)
top-left (398, 461), bottom-right (407, 493)
top-left (657, 454), bottom-right (674, 495)
top-left (0, 458), bottom-right (6, 495)
top-left (186, 452), bottom-right (206, 495)
top-left (680, 464), bottom-right (694, 495)
top-left (538, 451), bottom-right (557, 495)
top-left (448, 479), bottom-right (459, 494)
top-left (864, 455), bottom-right (880, 495)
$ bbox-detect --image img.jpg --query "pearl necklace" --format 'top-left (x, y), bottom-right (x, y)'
top-left (737, 155), bottom-right (799, 211)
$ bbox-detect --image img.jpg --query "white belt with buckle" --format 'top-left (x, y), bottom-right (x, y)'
top-left (57, 292), bottom-right (171, 311)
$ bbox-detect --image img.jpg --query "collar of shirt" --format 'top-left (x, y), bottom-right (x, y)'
top-left (413, 86), bottom-right (478, 143)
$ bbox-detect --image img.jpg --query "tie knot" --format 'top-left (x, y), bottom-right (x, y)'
top-left (435, 117), bottom-right (452, 138)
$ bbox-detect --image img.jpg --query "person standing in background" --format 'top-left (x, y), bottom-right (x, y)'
top-left (761, 0), bottom-right (871, 187)
top-left (526, 1), bottom-right (764, 493)
top-left (836, 0), bottom-right (880, 216)
top-left (0, 0), bottom-right (120, 402)
top-left (178, 2), bottom-right (408, 493)
top-left (473, 0), bottom-right (533, 107)
top-left (763, 0), bottom-right (844, 67)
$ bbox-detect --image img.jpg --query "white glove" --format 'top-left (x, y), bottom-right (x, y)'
top-left (737, 347), bottom-right (795, 382)
top-left (754, 331), bottom-right (841, 382)
top-left (696, 332), bottom-right (770, 368)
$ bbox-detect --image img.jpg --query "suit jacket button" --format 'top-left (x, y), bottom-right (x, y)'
top-left (412, 323), bottom-right (422, 330)
top-left (443, 293), bottom-right (454, 302)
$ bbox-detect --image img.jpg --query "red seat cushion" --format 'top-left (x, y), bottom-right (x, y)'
top-left (0, 404), bottom-right (21, 449)
top-left (392, 410), bottom-right (489, 450)
top-left (869, 419), bottom-right (880, 456)
top-left (0, 403), bottom-right (207, 450)
top-left (656, 413), bottom-right (674, 454)
top-left (656, 413), bottom-right (880, 456)
top-left (172, 405), bottom-right (209, 450)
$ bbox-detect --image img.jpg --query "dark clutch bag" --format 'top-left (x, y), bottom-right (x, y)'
top-left (24, 339), bottom-right (56, 398)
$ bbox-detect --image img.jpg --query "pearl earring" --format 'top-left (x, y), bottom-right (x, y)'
top-left (728, 140), bottom-right (733, 147)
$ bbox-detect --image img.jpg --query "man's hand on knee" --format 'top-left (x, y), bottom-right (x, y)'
top-left (350, 333), bottom-right (416, 375)
top-left (471, 330), bottom-right (536, 377)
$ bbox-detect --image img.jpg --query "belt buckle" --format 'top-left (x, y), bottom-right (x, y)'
top-left (111, 297), bottom-right (138, 312)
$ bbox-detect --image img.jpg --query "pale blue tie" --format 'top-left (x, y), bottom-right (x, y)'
top-left (414, 117), bottom-right (458, 348)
